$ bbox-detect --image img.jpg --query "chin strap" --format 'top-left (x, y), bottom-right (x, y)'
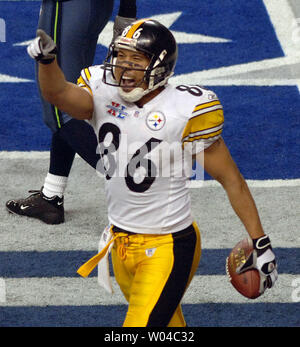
top-left (118, 87), bottom-right (146, 103)
top-left (118, 74), bottom-right (172, 103)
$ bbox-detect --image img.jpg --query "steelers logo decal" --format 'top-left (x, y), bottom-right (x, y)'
top-left (146, 111), bottom-right (166, 131)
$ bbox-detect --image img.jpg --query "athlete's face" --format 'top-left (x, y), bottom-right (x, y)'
top-left (115, 48), bottom-right (150, 92)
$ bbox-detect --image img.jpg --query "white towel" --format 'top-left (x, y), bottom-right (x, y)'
top-left (97, 225), bottom-right (114, 294)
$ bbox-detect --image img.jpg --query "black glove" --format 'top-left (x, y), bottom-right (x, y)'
top-left (236, 235), bottom-right (278, 294)
top-left (27, 29), bottom-right (57, 64)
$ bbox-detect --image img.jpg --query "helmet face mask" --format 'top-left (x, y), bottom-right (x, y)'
top-left (102, 44), bottom-right (151, 88)
top-left (102, 19), bottom-right (178, 103)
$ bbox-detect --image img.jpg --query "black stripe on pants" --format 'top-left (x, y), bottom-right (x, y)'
top-left (147, 224), bottom-right (198, 327)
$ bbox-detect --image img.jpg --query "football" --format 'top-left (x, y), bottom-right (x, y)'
top-left (226, 237), bottom-right (261, 299)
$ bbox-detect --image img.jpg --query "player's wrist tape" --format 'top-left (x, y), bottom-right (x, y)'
top-left (38, 46), bottom-right (57, 65)
top-left (252, 235), bottom-right (271, 251)
top-left (252, 235), bottom-right (276, 276)
top-left (39, 57), bottom-right (56, 65)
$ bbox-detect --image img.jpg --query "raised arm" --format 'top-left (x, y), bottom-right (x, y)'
top-left (28, 30), bottom-right (93, 120)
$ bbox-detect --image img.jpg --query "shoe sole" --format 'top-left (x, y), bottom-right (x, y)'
top-left (6, 206), bottom-right (64, 225)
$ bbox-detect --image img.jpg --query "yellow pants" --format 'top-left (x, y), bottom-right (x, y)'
top-left (111, 222), bottom-right (201, 327)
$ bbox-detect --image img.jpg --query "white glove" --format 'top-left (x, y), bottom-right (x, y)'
top-left (236, 235), bottom-right (278, 294)
top-left (27, 29), bottom-right (57, 64)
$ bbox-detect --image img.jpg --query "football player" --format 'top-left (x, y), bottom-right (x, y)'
top-left (5, 0), bottom-right (136, 224)
top-left (26, 19), bottom-right (278, 327)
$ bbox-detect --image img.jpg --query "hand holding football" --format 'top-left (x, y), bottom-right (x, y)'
top-left (226, 238), bottom-right (261, 299)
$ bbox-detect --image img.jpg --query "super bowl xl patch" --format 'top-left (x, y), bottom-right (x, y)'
top-left (106, 102), bottom-right (129, 119)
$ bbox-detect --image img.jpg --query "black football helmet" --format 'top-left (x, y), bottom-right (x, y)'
top-left (102, 18), bottom-right (178, 102)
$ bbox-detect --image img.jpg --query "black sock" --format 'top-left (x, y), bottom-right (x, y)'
top-left (118, 0), bottom-right (137, 18)
top-left (49, 131), bottom-right (75, 177)
top-left (58, 119), bottom-right (100, 170)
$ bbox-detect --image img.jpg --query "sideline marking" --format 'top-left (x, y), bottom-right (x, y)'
top-left (263, 0), bottom-right (300, 92)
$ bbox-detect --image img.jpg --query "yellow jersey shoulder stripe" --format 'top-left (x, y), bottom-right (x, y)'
top-left (183, 129), bottom-right (223, 143)
top-left (182, 108), bottom-right (224, 137)
top-left (193, 100), bottom-right (221, 112)
top-left (181, 107), bottom-right (224, 143)
top-left (182, 123), bottom-right (223, 143)
top-left (192, 102), bottom-right (223, 118)
top-left (77, 74), bottom-right (92, 95)
top-left (84, 68), bottom-right (91, 81)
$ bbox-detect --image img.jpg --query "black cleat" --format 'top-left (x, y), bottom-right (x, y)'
top-left (6, 188), bottom-right (64, 225)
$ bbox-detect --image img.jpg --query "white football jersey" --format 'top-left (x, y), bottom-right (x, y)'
top-left (77, 66), bottom-right (224, 234)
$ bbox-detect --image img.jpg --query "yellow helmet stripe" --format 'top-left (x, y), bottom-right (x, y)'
top-left (126, 18), bottom-right (149, 38)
